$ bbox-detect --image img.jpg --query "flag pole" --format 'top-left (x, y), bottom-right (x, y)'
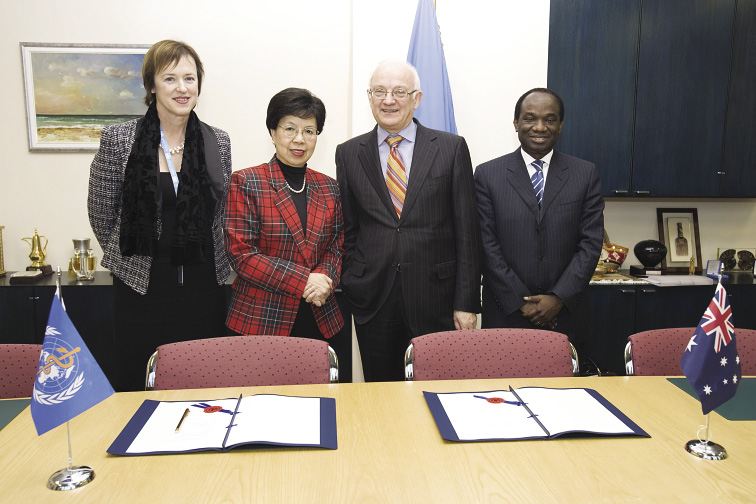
top-left (684, 262), bottom-right (728, 460)
top-left (46, 267), bottom-right (96, 491)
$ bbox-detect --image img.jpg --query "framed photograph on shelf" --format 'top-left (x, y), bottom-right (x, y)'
top-left (656, 208), bottom-right (702, 274)
top-left (21, 42), bottom-right (149, 152)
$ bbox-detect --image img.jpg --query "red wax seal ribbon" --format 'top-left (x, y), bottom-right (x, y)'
top-left (191, 402), bottom-right (234, 414)
top-left (473, 395), bottom-right (523, 406)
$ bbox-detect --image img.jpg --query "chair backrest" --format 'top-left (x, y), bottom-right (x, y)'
top-left (148, 336), bottom-right (338, 391)
top-left (404, 329), bottom-right (577, 381)
top-left (626, 327), bottom-right (756, 376)
top-left (0, 344), bottom-right (42, 399)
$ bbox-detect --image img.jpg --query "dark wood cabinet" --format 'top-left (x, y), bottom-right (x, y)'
top-left (547, 0), bottom-right (639, 196)
top-left (720, 0), bottom-right (756, 197)
top-left (0, 284), bottom-right (36, 344)
top-left (548, 0), bottom-right (753, 198)
top-left (587, 279), bottom-right (754, 375)
top-left (632, 0), bottom-right (733, 197)
top-left (0, 272), bottom-right (116, 384)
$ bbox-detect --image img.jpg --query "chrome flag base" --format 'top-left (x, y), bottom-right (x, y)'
top-left (47, 465), bottom-right (94, 491)
top-left (685, 440), bottom-right (727, 460)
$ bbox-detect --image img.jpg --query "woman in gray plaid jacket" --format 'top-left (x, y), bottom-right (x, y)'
top-left (87, 40), bottom-right (231, 391)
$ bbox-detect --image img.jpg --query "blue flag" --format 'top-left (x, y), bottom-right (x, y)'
top-left (407, 0), bottom-right (458, 133)
top-left (680, 284), bottom-right (741, 415)
top-left (31, 292), bottom-right (114, 435)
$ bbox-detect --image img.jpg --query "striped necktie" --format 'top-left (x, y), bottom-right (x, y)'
top-left (531, 159), bottom-right (545, 208)
top-left (385, 135), bottom-right (407, 217)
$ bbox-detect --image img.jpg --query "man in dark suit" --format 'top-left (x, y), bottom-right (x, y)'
top-left (336, 60), bottom-right (481, 382)
top-left (474, 88), bottom-right (604, 354)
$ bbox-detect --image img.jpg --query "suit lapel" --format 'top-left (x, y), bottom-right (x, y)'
top-left (401, 122), bottom-right (436, 219)
top-left (541, 151), bottom-right (568, 216)
top-left (507, 149), bottom-right (541, 218)
top-left (302, 174), bottom-right (324, 266)
top-left (269, 159), bottom-right (308, 261)
top-left (357, 127), bottom-right (397, 220)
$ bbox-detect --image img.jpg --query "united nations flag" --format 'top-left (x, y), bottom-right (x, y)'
top-left (31, 292), bottom-right (114, 435)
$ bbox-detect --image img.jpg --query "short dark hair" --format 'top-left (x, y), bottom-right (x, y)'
top-left (142, 40), bottom-right (204, 107)
top-left (266, 88), bottom-right (326, 135)
top-left (514, 88), bottom-right (565, 122)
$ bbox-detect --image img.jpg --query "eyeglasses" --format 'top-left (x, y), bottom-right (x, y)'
top-left (277, 125), bottom-right (318, 141)
top-left (368, 88), bottom-right (418, 100)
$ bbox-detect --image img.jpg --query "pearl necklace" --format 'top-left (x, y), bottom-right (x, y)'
top-left (285, 179), bottom-right (306, 194)
top-left (169, 140), bottom-right (185, 155)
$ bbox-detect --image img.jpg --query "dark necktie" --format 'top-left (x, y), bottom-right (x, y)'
top-left (531, 159), bottom-right (545, 208)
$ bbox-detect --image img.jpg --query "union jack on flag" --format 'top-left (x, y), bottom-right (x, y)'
top-left (680, 283), bottom-right (741, 415)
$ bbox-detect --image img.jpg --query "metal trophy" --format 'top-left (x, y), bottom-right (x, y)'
top-left (22, 228), bottom-right (53, 275)
top-left (0, 225), bottom-right (6, 277)
top-left (70, 238), bottom-right (97, 281)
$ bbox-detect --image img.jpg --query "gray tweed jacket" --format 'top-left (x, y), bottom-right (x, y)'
top-left (87, 118), bottom-right (232, 294)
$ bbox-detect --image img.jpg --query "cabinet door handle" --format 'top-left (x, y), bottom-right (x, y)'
top-left (620, 289), bottom-right (635, 294)
top-left (717, 172), bottom-right (726, 175)
top-left (612, 190), bottom-right (629, 196)
top-left (29, 296), bottom-right (40, 300)
top-left (640, 289), bottom-right (656, 294)
top-left (634, 190), bottom-right (650, 195)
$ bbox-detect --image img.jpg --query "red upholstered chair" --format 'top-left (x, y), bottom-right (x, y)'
top-left (625, 327), bottom-right (756, 376)
top-left (404, 329), bottom-right (578, 381)
top-left (0, 344), bottom-right (42, 399)
top-left (146, 336), bottom-right (338, 391)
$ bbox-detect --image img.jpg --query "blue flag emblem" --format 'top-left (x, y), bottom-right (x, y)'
top-left (31, 292), bottom-right (114, 435)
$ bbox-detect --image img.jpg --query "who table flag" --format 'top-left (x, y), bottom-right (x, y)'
top-left (680, 283), bottom-right (741, 415)
top-left (31, 292), bottom-right (114, 436)
top-left (407, 0), bottom-right (458, 134)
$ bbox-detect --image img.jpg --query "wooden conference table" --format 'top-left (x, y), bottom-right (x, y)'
top-left (1, 377), bottom-right (754, 503)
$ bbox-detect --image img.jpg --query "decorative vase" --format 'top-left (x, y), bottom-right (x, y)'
top-left (634, 240), bottom-right (667, 268)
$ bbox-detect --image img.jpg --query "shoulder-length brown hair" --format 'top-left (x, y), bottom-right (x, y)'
top-left (142, 40), bottom-right (204, 107)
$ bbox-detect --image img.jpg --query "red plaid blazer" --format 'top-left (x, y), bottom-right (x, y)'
top-left (224, 158), bottom-right (344, 337)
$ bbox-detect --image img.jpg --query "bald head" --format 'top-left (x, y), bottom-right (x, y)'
top-left (367, 60), bottom-right (423, 133)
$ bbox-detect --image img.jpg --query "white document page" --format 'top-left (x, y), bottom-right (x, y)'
top-left (225, 395), bottom-right (321, 447)
top-left (515, 388), bottom-right (634, 436)
top-left (437, 391), bottom-right (546, 441)
top-left (126, 398), bottom-right (240, 454)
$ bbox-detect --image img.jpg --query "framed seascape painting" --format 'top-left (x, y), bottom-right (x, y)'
top-left (656, 208), bottom-right (703, 274)
top-left (21, 43), bottom-right (149, 152)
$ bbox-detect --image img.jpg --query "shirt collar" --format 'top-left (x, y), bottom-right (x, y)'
top-left (377, 121), bottom-right (417, 146)
top-left (520, 149), bottom-right (554, 168)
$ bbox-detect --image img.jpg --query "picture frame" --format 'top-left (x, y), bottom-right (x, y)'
top-left (21, 42), bottom-right (149, 152)
top-left (656, 208), bottom-right (702, 274)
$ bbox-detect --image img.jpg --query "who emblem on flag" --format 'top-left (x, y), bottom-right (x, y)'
top-left (31, 292), bottom-right (114, 436)
top-left (680, 283), bottom-right (741, 415)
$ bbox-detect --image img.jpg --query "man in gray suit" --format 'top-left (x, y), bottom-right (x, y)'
top-left (474, 88), bottom-right (604, 353)
top-left (336, 60), bottom-right (481, 382)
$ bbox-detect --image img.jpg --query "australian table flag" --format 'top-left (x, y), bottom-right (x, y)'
top-left (30, 291), bottom-right (114, 435)
top-left (680, 283), bottom-right (742, 415)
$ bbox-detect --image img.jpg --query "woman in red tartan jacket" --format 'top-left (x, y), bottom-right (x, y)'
top-left (224, 88), bottom-right (346, 357)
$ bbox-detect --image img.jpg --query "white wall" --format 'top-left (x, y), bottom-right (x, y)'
top-left (1, 1), bottom-right (754, 280)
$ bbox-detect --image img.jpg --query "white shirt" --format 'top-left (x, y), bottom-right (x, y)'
top-left (520, 149), bottom-right (554, 184)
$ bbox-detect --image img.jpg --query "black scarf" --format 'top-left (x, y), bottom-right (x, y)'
top-left (119, 103), bottom-right (217, 265)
